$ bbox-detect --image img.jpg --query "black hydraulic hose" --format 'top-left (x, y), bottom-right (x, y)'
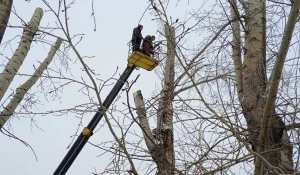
top-left (53, 66), bottom-right (135, 175)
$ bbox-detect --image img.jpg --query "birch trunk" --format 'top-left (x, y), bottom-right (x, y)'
top-left (241, 0), bottom-right (266, 165)
top-left (0, 7), bottom-right (43, 102)
top-left (155, 24), bottom-right (176, 175)
top-left (134, 90), bottom-right (170, 171)
top-left (230, 0), bottom-right (243, 102)
top-left (0, 38), bottom-right (61, 128)
top-left (233, 0), bottom-right (296, 174)
top-left (242, 0), bottom-right (266, 136)
top-left (0, 0), bottom-right (12, 44)
top-left (134, 24), bottom-right (176, 175)
top-left (241, 0), bottom-right (271, 173)
top-left (254, 1), bottom-right (300, 174)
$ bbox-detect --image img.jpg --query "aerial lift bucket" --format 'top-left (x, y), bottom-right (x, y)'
top-left (128, 51), bottom-right (158, 71)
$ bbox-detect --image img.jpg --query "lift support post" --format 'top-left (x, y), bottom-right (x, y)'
top-left (53, 51), bottom-right (158, 175)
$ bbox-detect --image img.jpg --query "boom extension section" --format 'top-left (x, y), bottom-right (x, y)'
top-left (53, 49), bottom-right (159, 175)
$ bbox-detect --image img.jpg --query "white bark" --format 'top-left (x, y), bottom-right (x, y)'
top-left (262, 0), bottom-right (300, 136)
top-left (157, 24), bottom-right (176, 130)
top-left (230, 0), bottom-right (243, 102)
top-left (0, 0), bottom-right (13, 44)
top-left (133, 90), bottom-right (155, 151)
top-left (242, 0), bottom-right (266, 133)
top-left (256, 1), bottom-right (300, 173)
top-left (155, 24), bottom-right (176, 172)
top-left (0, 7), bottom-right (44, 102)
top-left (241, 0), bottom-right (267, 174)
top-left (242, 0), bottom-right (266, 98)
top-left (0, 38), bottom-right (62, 128)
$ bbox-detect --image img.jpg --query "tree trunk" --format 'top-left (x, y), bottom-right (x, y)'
top-left (233, 0), bottom-right (296, 174)
top-left (230, 0), bottom-right (243, 102)
top-left (133, 24), bottom-right (176, 175)
top-left (155, 24), bottom-right (176, 175)
top-left (242, 0), bottom-right (267, 140)
top-left (0, 7), bottom-right (43, 102)
top-left (0, 0), bottom-right (13, 44)
top-left (254, 1), bottom-right (300, 174)
top-left (0, 38), bottom-right (61, 128)
top-left (133, 90), bottom-right (170, 174)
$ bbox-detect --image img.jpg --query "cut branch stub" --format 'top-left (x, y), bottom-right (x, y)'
top-left (133, 90), bottom-right (155, 151)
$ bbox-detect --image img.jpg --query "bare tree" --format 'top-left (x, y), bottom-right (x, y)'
top-left (1, 1), bottom-right (139, 174)
top-left (3, 1), bottom-right (300, 175)
top-left (0, 38), bottom-right (61, 128)
top-left (128, 0), bottom-right (300, 174)
top-left (134, 24), bottom-right (176, 175)
top-left (232, 0), bottom-right (299, 174)
top-left (0, 7), bottom-right (63, 129)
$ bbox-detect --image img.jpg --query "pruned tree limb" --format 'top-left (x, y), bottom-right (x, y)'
top-left (133, 90), bottom-right (155, 151)
top-left (0, 38), bottom-right (62, 128)
top-left (0, 7), bottom-right (44, 102)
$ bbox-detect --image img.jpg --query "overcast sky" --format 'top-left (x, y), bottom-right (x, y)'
top-left (0, 0), bottom-right (205, 175)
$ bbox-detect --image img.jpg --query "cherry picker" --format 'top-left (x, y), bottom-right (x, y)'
top-left (53, 43), bottom-right (160, 175)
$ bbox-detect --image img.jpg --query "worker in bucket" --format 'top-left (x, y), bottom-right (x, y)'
top-left (131, 24), bottom-right (143, 52)
top-left (141, 35), bottom-right (155, 57)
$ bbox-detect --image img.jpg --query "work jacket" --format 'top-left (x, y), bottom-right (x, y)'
top-left (131, 27), bottom-right (143, 44)
top-left (142, 35), bottom-right (154, 55)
